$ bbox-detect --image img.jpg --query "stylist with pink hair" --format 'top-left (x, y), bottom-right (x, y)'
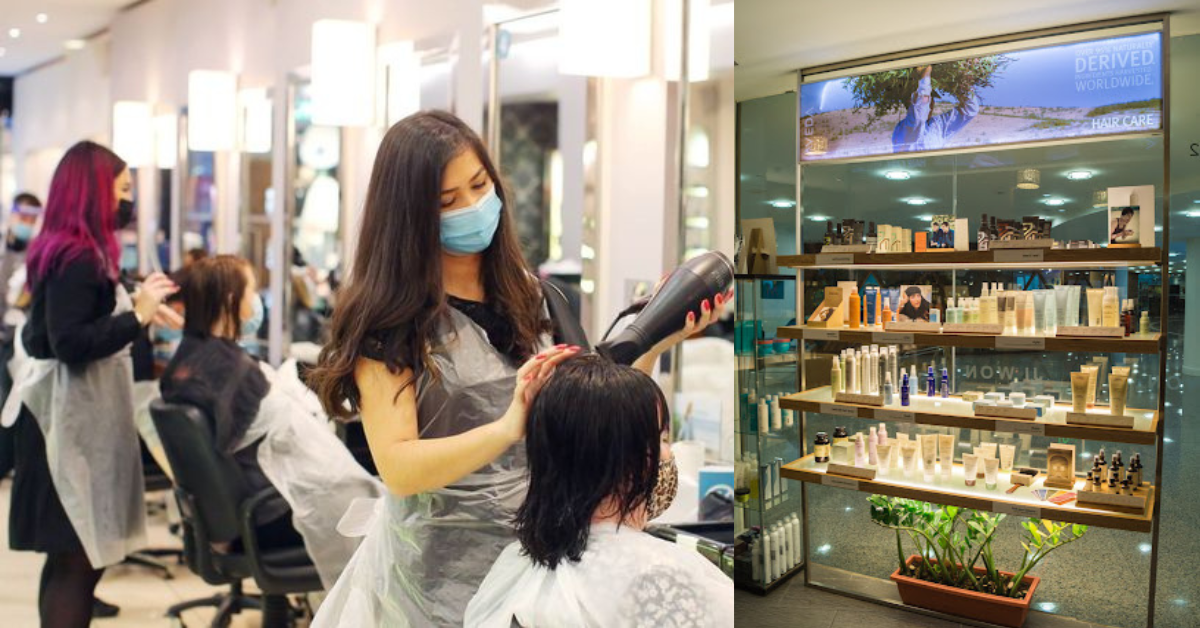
top-left (3, 141), bottom-right (180, 627)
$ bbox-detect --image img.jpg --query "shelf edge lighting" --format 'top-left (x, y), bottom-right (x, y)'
top-left (112, 101), bottom-right (153, 168)
top-left (311, 19), bottom-right (376, 127)
top-left (188, 70), bottom-right (237, 152)
top-left (559, 0), bottom-right (650, 77)
top-left (154, 113), bottom-right (177, 170)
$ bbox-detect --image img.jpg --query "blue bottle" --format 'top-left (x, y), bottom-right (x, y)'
top-left (926, 366), bottom-right (936, 396)
top-left (901, 373), bottom-right (910, 406)
top-left (941, 368), bottom-right (950, 398)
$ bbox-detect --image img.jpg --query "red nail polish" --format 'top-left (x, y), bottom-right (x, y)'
top-left (536, 355), bottom-right (547, 360)
top-left (555, 344), bottom-right (567, 349)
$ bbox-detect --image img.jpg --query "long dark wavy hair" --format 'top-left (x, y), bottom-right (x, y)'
top-left (310, 110), bottom-right (548, 419)
top-left (514, 355), bottom-right (669, 569)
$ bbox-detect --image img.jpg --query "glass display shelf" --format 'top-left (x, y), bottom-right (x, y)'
top-left (737, 352), bottom-right (799, 371)
top-left (780, 247), bottom-right (1163, 270)
top-left (782, 454), bottom-right (1155, 533)
top-left (782, 386), bottom-right (1159, 446)
top-left (778, 326), bottom-right (1162, 354)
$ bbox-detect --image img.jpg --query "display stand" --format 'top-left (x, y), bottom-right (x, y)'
top-left (783, 14), bottom-right (1170, 628)
top-left (734, 274), bottom-right (805, 594)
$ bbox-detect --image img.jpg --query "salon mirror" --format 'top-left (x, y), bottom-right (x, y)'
top-left (239, 88), bottom-right (274, 357)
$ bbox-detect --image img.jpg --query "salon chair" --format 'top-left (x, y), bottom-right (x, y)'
top-left (120, 443), bottom-right (185, 580)
top-left (150, 400), bottom-right (322, 628)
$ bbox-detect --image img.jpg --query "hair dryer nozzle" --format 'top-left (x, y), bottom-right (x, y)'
top-left (595, 251), bottom-right (734, 366)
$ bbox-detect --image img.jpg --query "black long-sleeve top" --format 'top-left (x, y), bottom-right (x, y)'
top-left (22, 256), bottom-right (141, 364)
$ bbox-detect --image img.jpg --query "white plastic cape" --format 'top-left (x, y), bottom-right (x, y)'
top-left (236, 359), bottom-right (385, 587)
top-left (313, 308), bottom-right (551, 627)
top-left (0, 285), bottom-right (148, 568)
top-left (465, 523), bottom-right (735, 627)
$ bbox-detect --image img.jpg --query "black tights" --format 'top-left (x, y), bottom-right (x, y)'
top-left (38, 551), bottom-right (103, 628)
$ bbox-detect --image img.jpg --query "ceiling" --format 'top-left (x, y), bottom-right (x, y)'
top-left (0, 0), bottom-right (131, 75)
top-left (735, 0), bottom-right (1200, 102)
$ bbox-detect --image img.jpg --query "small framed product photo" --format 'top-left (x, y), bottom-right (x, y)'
top-left (929, 214), bottom-right (955, 249)
top-left (896, 285), bottom-right (933, 322)
top-left (1107, 185), bottom-right (1154, 248)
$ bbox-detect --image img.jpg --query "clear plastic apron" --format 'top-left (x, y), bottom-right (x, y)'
top-left (1, 284), bottom-right (147, 567)
top-left (313, 307), bottom-right (551, 627)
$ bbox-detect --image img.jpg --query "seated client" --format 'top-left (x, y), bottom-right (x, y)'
top-left (466, 354), bottom-right (733, 627)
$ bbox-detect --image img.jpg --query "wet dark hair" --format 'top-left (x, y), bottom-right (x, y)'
top-left (310, 110), bottom-right (550, 419)
top-left (514, 354), bottom-right (669, 569)
top-left (180, 255), bottom-right (251, 338)
top-left (905, 286), bottom-right (922, 297)
top-left (1121, 207), bottom-right (1135, 217)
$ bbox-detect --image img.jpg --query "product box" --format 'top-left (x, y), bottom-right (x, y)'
top-left (954, 218), bottom-right (969, 251)
top-left (808, 286), bottom-right (845, 328)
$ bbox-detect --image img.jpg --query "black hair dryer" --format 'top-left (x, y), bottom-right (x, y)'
top-left (596, 251), bottom-right (734, 366)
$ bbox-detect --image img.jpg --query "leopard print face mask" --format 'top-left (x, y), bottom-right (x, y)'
top-left (645, 456), bottom-right (679, 521)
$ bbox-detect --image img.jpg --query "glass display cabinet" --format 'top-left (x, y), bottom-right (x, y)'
top-left (776, 15), bottom-right (1170, 628)
top-left (734, 273), bottom-right (804, 594)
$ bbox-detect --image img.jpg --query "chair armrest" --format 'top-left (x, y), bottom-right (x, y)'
top-left (237, 486), bottom-right (290, 556)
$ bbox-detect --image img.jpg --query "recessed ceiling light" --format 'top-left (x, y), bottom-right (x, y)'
top-left (906, 198), bottom-right (928, 206)
top-left (1066, 170), bottom-right (1092, 180)
top-left (36, 13), bottom-right (48, 24)
top-left (884, 170), bottom-right (910, 180)
top-left (1185, 210), bottom-right (1200, 218)
top-left (808, 214), bottom-right (829, 222)
top-left (916, 214), bottom-right (934, 221)
top-left (9, 28), bottom-right (19, 39)
top-left (64, 39), bottom-right (86, 50)
top-left (768, 199), bottom-right (795, 209)
top-left (1043, 198), bottom-right (1066, 206)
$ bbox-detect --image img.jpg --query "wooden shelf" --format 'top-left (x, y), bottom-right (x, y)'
top-left (778, 325), bottom-right (1163, 354)
top-left (781, 387), bottom-right (1159, 446)
top-left (780, 247), bottom-right (1163, 270)
top-left (781, 454), bottom-right (1155, 533)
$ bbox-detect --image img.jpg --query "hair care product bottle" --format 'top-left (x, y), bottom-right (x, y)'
top-left (883, 371), bottom-right (894, 405)
top-left (831, 358), bottom-right (842, 394)
top-left (757, 399), bottom-right (768, 434)
top-left (900, 373), bottom-right (910, 406)
top-left (1122, 299), bottom-right (1133, 336)
top-left (1140, 311), bottom-right (1150, 335)
top-left (846, 353), bottom-right (857, 394)
top-left (833, 426), bottom-right (848, 445)
top-left (824, 221), bottom-right (834, 246)
top-left (978, 214), bottom-right (989, 251)
top-left (814, 432), bottom-right (831, 463)
top-left (1102, 286), bottom-right (1119, 328)
top-left (940, 368), bottom-right (950, 398)
top-left (849, 290), bottom-right (861, 329)
top-left (867, 222), bottom-right (878, 253)
top-left (868, 427), bottom-right (879, 465)
top-left (926, 365), bottom-right (936, 397)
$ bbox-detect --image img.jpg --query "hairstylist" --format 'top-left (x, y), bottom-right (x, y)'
top-left (2, 141), bottom-right (179, 627)
top-left (308, 111), bottom-right (725, 626)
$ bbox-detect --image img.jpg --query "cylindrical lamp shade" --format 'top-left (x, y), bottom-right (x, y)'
top-left (1093, 189), bottom-right (1108, 208)
top-left (1016, 168), bottom-right (1041, 190)
top-left (560, 0), bottom-right (650, 77)
top-left (154, 113), bottom-right (178, 170)
top-left (311, 20), bottom-right (376, 127)
top-left (112, 101), bottom-right (153, 167)
top-left (241, 88), bottom-right (272, 154)
top-left (188, 70), bottom-right (237, 152)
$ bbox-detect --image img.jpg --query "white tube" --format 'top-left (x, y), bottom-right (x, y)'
top-left (921, 436), bottom-right (937, 483)
top-left (792, 515), bottom-right (802, 566)
top-left (876, 443), bottom-right (893, 476)
top-left (868, 427), bottom-right (879, 465)
top-left (847, 353), bottom-right (857, 394)
top-left (1071, 371), bottom-right (1089, 413)
top-left (1086, 288), bottom-right (1104, 327)
top-left (1081, 365), bottom-right (1099, 408)
top-left (752, 530), bottom-right (762, 582)
top-left (962, 453), bottom-right (978, 487)
top-left (978, 442), bottom-right (997, 459)
top-left (763, 528), bottom-right (773, 583)
top-left (771, 399), bottom-right (782, 431)
top-left (938, 434), bottom-right (956, 481)
top-left (984, 457), bottom-right (1000, 490)
top-left (1067, 285), bottom-right (1081, 327)
top-left (758, 400), bottom-right (768, 434)
top-left (901, 442), bottom-right (919, 478)
top-left (1110, 373), bottom-right (1129, 416)
top-left (999, 444), bottom-right (1016, 471)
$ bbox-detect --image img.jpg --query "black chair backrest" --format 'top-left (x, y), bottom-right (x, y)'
top-left (149, 399), bottom-right (252, 544)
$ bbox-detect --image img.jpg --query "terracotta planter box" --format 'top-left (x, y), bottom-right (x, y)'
top-left (890, 556), bottom-right (1040, 628)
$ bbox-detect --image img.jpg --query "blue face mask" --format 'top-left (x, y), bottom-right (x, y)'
top-left (242, 293), bottom-right (264, 337)
top-left (440, 186), bottom-right (503, 255)
top-left (11, 223), bottom-right (33, 242)
top-left (155, 326), bottom-right (183, 344)
top-left (119, 246), bottom-right (139, 271)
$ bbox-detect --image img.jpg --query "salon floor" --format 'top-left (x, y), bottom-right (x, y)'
top-left (0, 482), bottom-right (310, 627)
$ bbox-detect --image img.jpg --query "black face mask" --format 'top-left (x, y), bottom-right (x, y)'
top-left (116, 199), bottom-right (135, 230)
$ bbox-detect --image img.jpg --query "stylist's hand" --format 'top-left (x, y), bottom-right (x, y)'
top-left (631, 288), bottom-right (730, 377)
top-left (134, 273), bottom-right (178, 326)
top-left (153, 304), bottom-right (184, 330)
top-left (500, 345), bottom-right (580, 443)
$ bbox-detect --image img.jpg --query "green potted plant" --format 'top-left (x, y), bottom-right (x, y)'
top-left (868, 495), bottom-right (1088, 628)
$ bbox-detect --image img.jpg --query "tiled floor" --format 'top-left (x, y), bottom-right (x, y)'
top-left (735, 575), bottom-right (966, 628)
top-left (0, 482), bottom-right (309, 627)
